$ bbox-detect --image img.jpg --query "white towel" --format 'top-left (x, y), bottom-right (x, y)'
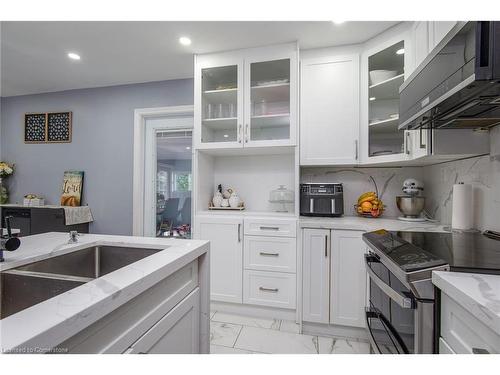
top-left (62, 206), bottom-right (94, 225)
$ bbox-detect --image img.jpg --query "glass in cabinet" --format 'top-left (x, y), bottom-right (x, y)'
top-left (368, 41), bottom-right (406, 157)
top-left (201, 65), bottom-right (239, 144)
top-left (246, 58), bottom-right (291, 143)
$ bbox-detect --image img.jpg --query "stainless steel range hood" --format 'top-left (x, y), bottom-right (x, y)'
top-left (399, 21), bottom-right (500, 130)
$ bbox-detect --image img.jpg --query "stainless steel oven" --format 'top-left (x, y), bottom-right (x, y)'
top-left (363, 229), bottom-right (500, 354)
top-left (363, 230), bottom-right (449, 354)
top-left (365, 253), bottom-right (433, 354)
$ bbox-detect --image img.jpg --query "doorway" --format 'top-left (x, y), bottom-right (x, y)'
top-left (133, 106), bottom-right (194, 237)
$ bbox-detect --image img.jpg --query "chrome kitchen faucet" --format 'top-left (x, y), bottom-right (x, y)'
top-left (0, 216), bottom-right (21, 262)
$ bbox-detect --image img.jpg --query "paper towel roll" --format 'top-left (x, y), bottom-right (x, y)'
top-left (452, 183), bottom-right (473, 230)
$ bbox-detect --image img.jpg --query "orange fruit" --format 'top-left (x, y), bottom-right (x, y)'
top-left (361, 201), bottom-right (372, 212)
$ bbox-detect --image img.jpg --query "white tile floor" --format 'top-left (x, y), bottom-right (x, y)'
top-left (209, 311), bottom-right (371, 354)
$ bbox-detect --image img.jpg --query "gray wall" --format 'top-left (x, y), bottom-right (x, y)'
top-left (1, 79), bottom-right (194, 235)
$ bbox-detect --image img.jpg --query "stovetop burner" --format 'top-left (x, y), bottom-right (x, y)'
top-left (363, 229), bottom-right (500, 274)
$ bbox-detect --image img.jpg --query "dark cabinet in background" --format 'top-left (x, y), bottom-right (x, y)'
top-left (1, 207), bottom-right (89, 236)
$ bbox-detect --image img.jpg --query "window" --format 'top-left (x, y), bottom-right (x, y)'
top-left (172, 171), bottom-right (192, 192)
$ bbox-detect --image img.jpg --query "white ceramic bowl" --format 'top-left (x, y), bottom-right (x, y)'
top-left (369, 70), bottom-right (398, 85)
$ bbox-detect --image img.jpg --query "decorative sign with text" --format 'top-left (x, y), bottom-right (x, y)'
top-left (60, 171), bottom-right (84, 206)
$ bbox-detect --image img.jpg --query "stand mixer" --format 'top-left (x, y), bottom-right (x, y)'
top-left (396, 178), bottom-right (427, 222)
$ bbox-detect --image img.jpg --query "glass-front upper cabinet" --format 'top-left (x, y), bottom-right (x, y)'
top-left (367, 40), bottom-right (406, 158)
top-left (245, 57), bottom-right (295, 146)
top-left (195, 44), bottom-right (297, 150)
top-left (200, 64), bottom-right (240, 145)
top-left (195, 54), bottom-right (243, 149)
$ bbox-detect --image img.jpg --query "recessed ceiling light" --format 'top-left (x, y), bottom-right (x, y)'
top-left (179, 37), bottom-right (192, 46)
top-left (369, 97), bottom-right (376, 101)
top-left (331, 20), bottom-right (346, 25)
top-left (396, 48), bottom-right (405, 55)
top-left (67, 52), bottom-right (81, 60)
top-left (223, 134), bottom-right (229, 138)
top-left (185, 146), bottom-right (191, 150)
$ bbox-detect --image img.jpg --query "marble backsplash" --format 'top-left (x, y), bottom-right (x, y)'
top-left (301, 152), bottom-right (500, 231)
top-left (422, 155), bottom-right (500, 232)
top-left (300, 167), bottom-right (424, 218)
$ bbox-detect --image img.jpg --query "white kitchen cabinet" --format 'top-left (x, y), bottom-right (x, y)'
top-left (196, 216), bottom-right (243, 303)
top-left (244, 235), bottom-right (296, 273)
top-left (302, 228), bottom-right (330, 324)
top-left (330, 230), bottom-right (366, 328)
top-left (62, 261), bottom-right (201, 354)
top-left (411, 21), bottom-right (457, 73)
top-left (440, 293), bottom-right (500, 354)
top-left (243, 269), bottom-right (296, 309)
top-left (300, 52), bottom-right (359, 165)
top-left (194, 52), bottom-right (244, 149)
top-left (126, 289), bottom-right (200, 354)
top-left (412, 21), bottom-right (430, 69)
top-left (429, 21), bottom-right (457, 51)
top-left (194, 43), bottom-right (297, 150)
top-left (302, 228), bottom-right (366, 328)
top-left (360, 24), bottom-right (414, 164)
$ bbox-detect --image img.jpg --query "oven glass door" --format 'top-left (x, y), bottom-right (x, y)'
top-left (365, 253), bottom-right (415, 354)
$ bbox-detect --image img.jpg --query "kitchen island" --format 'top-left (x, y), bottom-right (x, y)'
top-left (0, 232), bottom-right (210, 354)
top-left (432, 271), bottom-right (500, 354)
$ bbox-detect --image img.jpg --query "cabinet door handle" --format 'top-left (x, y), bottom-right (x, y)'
top-left (325, 234), bottom-right (329, 257)
top-left (419, 128), bottom-right (426, 149)
top-left (259, 286), bottom-right (279, 292)
top-left (238, 223), bottom-right (241, 242)
top-left (472, 347), bottom-right (490, 354)
top-left (259, 226), bottom-right (280, 231)
top-left (259, 252), bottom-right (279, 257)
top-left (354, 140), bottom-right (359, 160)
top-left (245, 123), bottom-right (249, 143)
top-left (238, 124), bottom-right (242, 143)
top-left (405, 132), bottom-right (411, 155)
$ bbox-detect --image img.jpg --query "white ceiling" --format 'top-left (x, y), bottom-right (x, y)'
top-left (1, 21), bottom-right (399, 97)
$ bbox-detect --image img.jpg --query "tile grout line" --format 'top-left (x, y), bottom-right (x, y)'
top-left (232, 324), bottom-right (244, 348)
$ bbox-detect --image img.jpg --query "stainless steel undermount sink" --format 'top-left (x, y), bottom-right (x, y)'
top-left (0, 245), bottom-right (162, 320)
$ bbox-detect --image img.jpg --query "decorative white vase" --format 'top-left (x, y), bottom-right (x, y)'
top-left (221, 199), bottom-right (230, 207)
top-left (229, 192), bottom-right (241, 208)
top-left (212, 191), bottom-right (223, 207)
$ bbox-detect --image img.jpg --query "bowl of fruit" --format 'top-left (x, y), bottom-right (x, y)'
top-left (355, 191), bottom-right (384, 218)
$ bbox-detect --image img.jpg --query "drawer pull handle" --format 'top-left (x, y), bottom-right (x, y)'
top-left (472, 347), bottom-right (490, 354)
top-left (259, 226), bottom-right (280, 231)
top-left (259, 252), bottom-right (279, 257)
top-left (259, 286), bottom-right (279, 292)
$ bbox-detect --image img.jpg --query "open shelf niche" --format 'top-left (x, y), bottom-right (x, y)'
top-left (195, 149), bottom-right (297, 216)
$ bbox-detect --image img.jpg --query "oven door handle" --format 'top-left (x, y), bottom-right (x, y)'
top-left (365, 254), bottom-right (414, 309)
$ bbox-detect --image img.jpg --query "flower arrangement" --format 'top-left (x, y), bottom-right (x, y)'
top-left (0, 161), bottom-right (15, 204)
top-left (0, 162), bottom-right (14, 177)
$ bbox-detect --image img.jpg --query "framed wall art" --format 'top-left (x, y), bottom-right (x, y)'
top-left (24, 111), bottom-right (72, 143)
top-left (24, 113), bottom-right (47, 143)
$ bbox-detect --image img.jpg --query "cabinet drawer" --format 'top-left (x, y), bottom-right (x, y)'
top-left (244, 236), bottom-right (296, 273)
top-left (243, 270), bottom-right (296, 309)
top-left (441, 293), bottom-right (500, 354)
top-left (244, 218), bottom-right (296, 238)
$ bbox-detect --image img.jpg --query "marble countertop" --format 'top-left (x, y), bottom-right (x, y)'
top-left (0, 232), bottom-right (209, 352)
top-left (432, 271), bottom-right (500, 336)
top-left (299, 215), bottom-right (449, 232)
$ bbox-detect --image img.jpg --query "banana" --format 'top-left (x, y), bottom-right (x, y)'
top-left (358, 194), bottom-right (376, 205)
top-left (357, 191), bottom-right (376, 202)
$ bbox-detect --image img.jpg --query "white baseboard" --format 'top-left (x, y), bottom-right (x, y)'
top-left (302, 321), bottom-right (369, 342)
top-left (211, 301), bottom-right (297, 321)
